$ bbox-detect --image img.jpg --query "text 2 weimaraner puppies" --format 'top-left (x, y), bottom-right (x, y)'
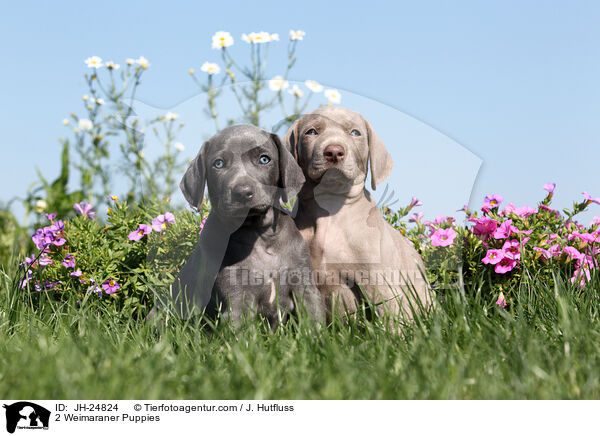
top-left (283, 106), bottom-right (433, 320)
top-left (170, 124), bottom-right (325, 326)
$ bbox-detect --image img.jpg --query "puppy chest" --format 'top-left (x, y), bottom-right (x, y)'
top-left (312, 216), bottom-right (383, 264)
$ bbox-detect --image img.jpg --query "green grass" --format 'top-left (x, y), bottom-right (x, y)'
top-left (1, 263), bottom-right (600, 399)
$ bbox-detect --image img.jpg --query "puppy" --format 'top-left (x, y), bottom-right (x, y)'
top-left (170, 125), bottom-right (325, 327)
top-left (284, 106), bottom-right (432, 321)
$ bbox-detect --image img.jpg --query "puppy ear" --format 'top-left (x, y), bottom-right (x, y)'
top-left (365, 118), bottom-right (394, 190)
top-left (180, 141), bottom-right (208, 210)
top-left (271, 133), bottom-right (305, 202)
top-left (282, 118), bottom-right (300, 161)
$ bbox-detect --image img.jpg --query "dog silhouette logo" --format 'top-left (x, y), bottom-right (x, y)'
top-left (3, 402), bottom-right (50, 433)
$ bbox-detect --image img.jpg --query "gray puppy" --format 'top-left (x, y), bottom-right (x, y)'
top-left (170, 125), bottom-right (325, 326)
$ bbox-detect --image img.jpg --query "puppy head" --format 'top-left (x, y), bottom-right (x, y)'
top-left (180, 125), bottom-right (304, 219)
top-left (283, 106), bottom-right (393, 191)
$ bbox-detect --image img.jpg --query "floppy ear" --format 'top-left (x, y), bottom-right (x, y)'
top-left (365, 118), bottom-right (394, 190)
top-left (271, 133), bottom-right (305, 202)
top-left (180, 141), bottom-right (208, 210)
top-left (282, 118), bottom-right (301, 161)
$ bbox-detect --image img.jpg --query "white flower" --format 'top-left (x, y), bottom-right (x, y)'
top-left (324, 89), bottom-right (342, 104)
top-left (174, 142), bottom-right (185, 152)
top-left (289, 30), bottom-right (305, 41)
top-left (200, 62), bottom-right (221, 75)
top-left (95, 98), bottom-right (105, 106)
top-left (164, 112), bottom-right (179, 121)
top-left (84, 56), bottom-right (103, 68)
top-left (242, 31), bottom-right (276, 44)
top-left (78, 119), bottom-right (93, 131)
top-left (62, 118), bottom-right (70, 126)
top-left (105, 61), bottom-right (120, 70)
top-left (136, 56), bottom-right (150, 69)
top-left (212, 31), bottom-right (234, 49)
top-left (125, 58), bottom-right (135, 65)
top-left (305, 80), bottom-right (323, 93)
top-left (288, 84), bottom-right (304, 98)
top-left (269, 75), bottom-right (289, 92)
top-left (35, 199), bottom-right (48, 212)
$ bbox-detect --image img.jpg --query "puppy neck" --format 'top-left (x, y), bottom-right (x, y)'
top-left (297, 179), bottom-right (365, 205)
top-left (240, 207), bottom-right (280, 232)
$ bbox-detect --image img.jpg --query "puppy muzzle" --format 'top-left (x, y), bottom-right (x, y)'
top-left (217, 176), bottom-right (274, 215)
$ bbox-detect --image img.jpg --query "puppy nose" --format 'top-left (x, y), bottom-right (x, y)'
top-left (232, 184), bottom-right (254, 201)
top-left (323, 144), bottom-right (345, 163)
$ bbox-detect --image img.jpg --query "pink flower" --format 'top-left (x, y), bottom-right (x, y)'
top-left (501, 202), bottom-right (516, 216)
top-left (152, 212), bottom-right (176, 232)
top-left (45, 213), bottom-right (57, 221)
top-left (546, 244), bottom-right (561, 259)
top-left (493, 219), bottom-right (532, 239)
top-left (469, 217), bottom-right (499, 241)
top-left (102, 278), bottom-right (120, 294)
top-left (482, 249), bottom-right (504, 265)
top-left (543, 183), bottom-right (556, 194)
top-left (38, 254), bottom-right (53, 266)
top-left (583, 192), bottom-right (600, 205)
top-left (571, 267), bottom-right (591, 289)
top-left (409, 196), bottom-right (422, 208)
top-left (563, 246), bottom-right (583, 261)
top-left (128, 224), bottom-right (152, 241)
top-left (430, 228), bottom-right (457, 247)
top-left (409, 212), bottom-right (424, 223)
top-left (533, 246), bottom-right (549, 258)
top-left (577, 254), bottom-right (597, 270)
top-left (19, 269), bottom-right (33, 289)
top-left (578, 232), bottom-right (600, 244)
top-left (73, 201), bottom-right (96, 219)
top-left (502, 239), bottom-right (521, 260)
top-left (88, 279), bottom-right (101, 296)
top-left (70, 269), bottom-right (83, 278)
top-left (495, 292), bottom-right (507, 308)
top-left (19, 256), bottom-right (36, 268)
top-left (31, 222), bottom-right (66, 249)
top-left (534, 244), bottom-right (561, 260)
top-left (590, 216), bottom-right (600, 227)
top-left (62, 254), bottom-right (75, 268)
top-left (495, 256), bottom-right (517, 274)
top-left (514, 206), bottom-right (537, 218)
top-left (483, 194), bottom-right (503, 209)
top-left (493, 220), bottom-right (513, 239)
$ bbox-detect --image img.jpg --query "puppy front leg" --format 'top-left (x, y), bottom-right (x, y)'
top-left (292, 285), bottom-right (326, 325)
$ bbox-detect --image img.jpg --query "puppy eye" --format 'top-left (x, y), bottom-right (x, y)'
top-left (213, 159), bottom-right (225, 169)
top-left (350, 129), bottom-right (361, 137)
top-left (305, 128), bottom-right (318, 135)
top-left (259, 155), bottom-right (271, 164)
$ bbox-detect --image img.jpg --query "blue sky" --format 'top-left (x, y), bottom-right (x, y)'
top-left (1, 1), bottom-right (599, 223)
